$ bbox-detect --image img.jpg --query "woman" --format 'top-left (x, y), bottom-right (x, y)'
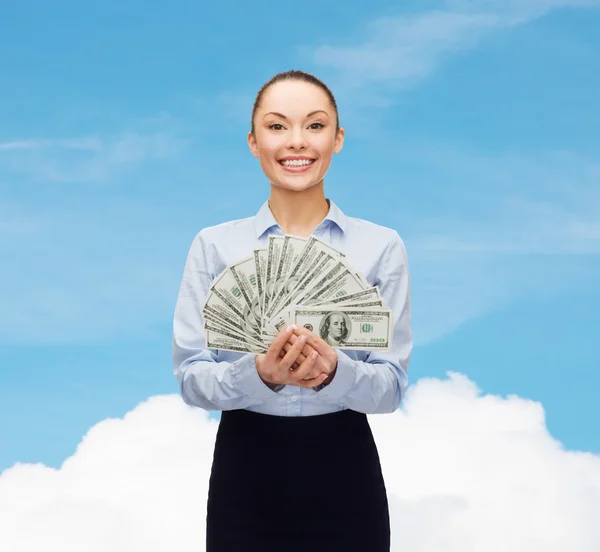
top-left (172, 70), bottom-right (412, 552)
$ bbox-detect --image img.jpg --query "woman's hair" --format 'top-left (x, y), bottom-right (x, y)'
top-left (250, 70), bottom-right (340, 135)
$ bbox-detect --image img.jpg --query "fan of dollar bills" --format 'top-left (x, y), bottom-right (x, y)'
top-left (202, 235), bottom-right (393, 354)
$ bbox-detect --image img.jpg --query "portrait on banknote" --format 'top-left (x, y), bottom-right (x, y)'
top-left (319, 311), bottom-right (351, 347)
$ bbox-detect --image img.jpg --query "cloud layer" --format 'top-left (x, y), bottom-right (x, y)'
top-left (308, 0), bottom-right (600, 94)
top-left (0, 124), bottom-right (182, 183)
top-left (1, 373), bottom-right (599, 551)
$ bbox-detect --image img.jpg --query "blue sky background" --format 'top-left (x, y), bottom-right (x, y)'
top-left (1, 0), bottom-right (599, 473)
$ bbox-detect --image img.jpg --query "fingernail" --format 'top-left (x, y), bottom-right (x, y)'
top-left (312, 351), bottom-right (318, 359)
top-left (300, 335), bottom-right (307, 343)
top-left (286, 325), bottom-right (293, 333)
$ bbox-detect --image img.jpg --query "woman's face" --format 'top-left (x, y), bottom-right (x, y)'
top-left (248, 80), bottom-right (344, 193)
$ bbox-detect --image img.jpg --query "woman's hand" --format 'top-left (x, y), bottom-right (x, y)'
top-left (279, 326), bottom-right (338, 384)
top-left (256, 325), bottom-right (329, 388)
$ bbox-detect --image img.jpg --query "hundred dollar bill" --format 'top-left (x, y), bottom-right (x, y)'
top-left (267, 236), bottom-right (344, 317)
top-left (203, 318), bottom-right (266, 349)
top-left (229, 255), bottom-right (261, 329)
top-left (253, 248), bottom-right (267, 320)
top-left (320, 286), bottom-right (381, 306)
top-left (355, 270), bottom-right (369, 287)
top-left (266, 298), bottom-right (383, 335)
top-left (296, 259), bottom-right (366, 306)
top-left (204, 311), bottom-right (266, 346)
top-left (205, 328), bottom-right (268, 354)
top-left (339, 299), bottom-right (384, 308)
top-left (203, 287), bottom-right (261, 339)
top-left (291, 306), bottom-right (393, 351)
top-left (269, 235), bottom-right (308, 313)
top-left (208, 266), bottom-right (261, 334)
top-left (267, 250), bottom-right (338, 319)
top-left (262, 236), bottom-right (285, 317)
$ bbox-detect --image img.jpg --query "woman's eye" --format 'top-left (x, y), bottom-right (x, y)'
top-left (268, 122), bottom-right (324, 130)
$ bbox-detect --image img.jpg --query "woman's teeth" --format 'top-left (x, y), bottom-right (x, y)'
top-left (279, 159), bottom-right (315, 167)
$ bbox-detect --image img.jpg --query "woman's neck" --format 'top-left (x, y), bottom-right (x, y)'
top-left (268, 184), bottom-right (330, 238)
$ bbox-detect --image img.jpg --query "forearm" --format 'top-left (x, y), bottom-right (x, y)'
top-left (176, 352), bottom-right (281, 411)
top-left (315, 351), bottom-right (407, 414)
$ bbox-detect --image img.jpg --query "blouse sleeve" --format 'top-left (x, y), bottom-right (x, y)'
top-left (313, 231), bottom-right (412, 414)
top-left (172, 231), bottom-right (282, 411)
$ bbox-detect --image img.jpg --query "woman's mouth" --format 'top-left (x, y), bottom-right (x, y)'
top-left (278, 159), bottom-right (316, 173)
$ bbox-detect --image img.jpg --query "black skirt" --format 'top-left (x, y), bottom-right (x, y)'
top-left (206, 408), bottom-right (390, 552)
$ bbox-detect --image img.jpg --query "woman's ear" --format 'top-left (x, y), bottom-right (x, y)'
top-left (248, 131), bottom-right (259, 157)
top-left (333, 127), bottom-right (345, 154)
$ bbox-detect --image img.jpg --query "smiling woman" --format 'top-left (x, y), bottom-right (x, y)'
top-left (247, 73), bottom-right (344, 221)
top-left (172, 69), bottom-right (413, 552)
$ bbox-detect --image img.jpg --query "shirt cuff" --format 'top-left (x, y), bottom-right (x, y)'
top-left (231, 354), bottom-right (281, 400)
top-left (315, 351), bottom-right (356, 402)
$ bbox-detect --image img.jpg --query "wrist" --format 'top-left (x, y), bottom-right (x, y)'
top-left (322, 363), bottom-right (337, 387)
top-left (255, 355), bottom-right (274, 388)
top-left (261, 377), bottom-right (278, 390)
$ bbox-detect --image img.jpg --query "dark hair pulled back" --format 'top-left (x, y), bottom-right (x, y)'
top-left (250, 70), bottom-right (340, 134)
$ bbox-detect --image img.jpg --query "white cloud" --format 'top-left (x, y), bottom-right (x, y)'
top-left (445, 0), bottom-right (600, 20)
top-left (1, 374), bottom-right (599, 550)
top-left (308, 1), bottom-right (600, 95)
top-left (0, 129), bottom-right (182, 183)
top-left (0, 138), bottom-right (101, 152)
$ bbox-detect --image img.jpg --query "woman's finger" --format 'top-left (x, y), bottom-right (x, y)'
top-left (278, 333), bottom-right (307, 372)
top-left (294, 366), bottom-right (328, 388)
top-left (267, 325), bottom-right (297, 363)
top-left (293, 326), bottom-right (331, 356)
top-left (283, 333), bottom-right (315, 359)
top-left (280, 342), bottom-right (315, 362)
top-left (288, 346), bottom-right (321, 383)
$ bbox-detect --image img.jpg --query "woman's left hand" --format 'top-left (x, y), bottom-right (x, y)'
top-left (280, 326), bottom-right (338, 383)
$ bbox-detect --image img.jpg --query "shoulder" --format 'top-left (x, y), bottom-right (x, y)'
top-left (191, 214), bottom-right (256, 250)
top-left (343, 213), bottom-right (408, 257)
top-left (187, 214), bottom-right (259, 278)
top-left (333, 211), bottom-right (409, 286)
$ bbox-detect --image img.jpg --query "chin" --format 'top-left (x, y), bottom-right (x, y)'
top-left (270, 170), bottom-right (325, 192)
top-left (270, 178), bottom-right (324, 193)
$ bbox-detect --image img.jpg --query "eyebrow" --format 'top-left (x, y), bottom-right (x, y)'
top-left (262, 110), bottom-right (329, 120)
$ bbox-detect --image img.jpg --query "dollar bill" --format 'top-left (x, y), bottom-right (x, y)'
top-left (266, 298), bottom-right (383, 335)
top-left (269, 235), bottom-right (308, 312)
top-left (205, 328), bottom-right (268, 354)
top-left (321, 286), bottom-right (381, 305)
top-left (267, 236), bottom-right (343, 318)
top-left (208, 265), bottom-right (261, 333)
top-left (267, 251), bottom-right (338, 319)
top-left (294, 259), bottom-right (367, 306)
top-left (202, 287), bottom-right (261, 339)
top-left (253, 248), bottom-right (267, 321)
top-left (229, 255), bottom-right (262, 329)
top-left (291, 306), bottom-right (392, 350)
top-left (204, 316), bottom-right (266, 347)
top-left (200, 234), bottom-right (393, 353)
top-left (204, 313), bottom-right (266, 347)
top-left (262, 236), bottom-right (285, 317)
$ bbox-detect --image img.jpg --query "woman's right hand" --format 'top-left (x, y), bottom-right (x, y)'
top-left (256, 325), bottom-right (328, 388)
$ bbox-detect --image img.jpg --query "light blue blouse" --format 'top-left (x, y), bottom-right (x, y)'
top-left (172, 198), bottom-right (412, 416)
